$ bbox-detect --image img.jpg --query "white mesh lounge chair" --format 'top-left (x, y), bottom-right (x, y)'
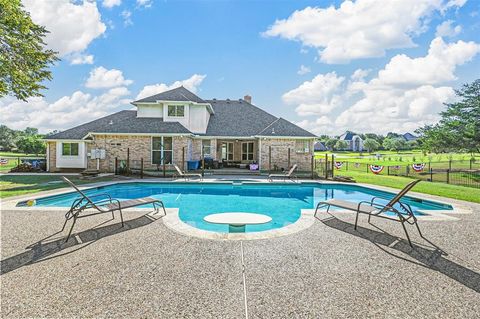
top-left (60, 177), bottom-right (166, 242)
top-left (173, 164), bottom-right (203, 181)
top-left (314, 179), bottom-right (423, 247)
top-left (268, 164), bottom-right (298, 182)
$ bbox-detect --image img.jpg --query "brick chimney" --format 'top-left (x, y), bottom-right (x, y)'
top-left (243, 95), bottom-right (252, 104)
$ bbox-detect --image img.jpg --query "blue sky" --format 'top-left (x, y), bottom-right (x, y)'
top-left (2, 0), bottom-right (480, 135)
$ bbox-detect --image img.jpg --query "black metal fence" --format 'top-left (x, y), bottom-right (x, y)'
top-left (325, 159), bottom-right (480, 188)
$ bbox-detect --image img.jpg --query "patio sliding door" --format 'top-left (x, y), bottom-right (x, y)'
top-left (221, 142), bottom-right (234, 161)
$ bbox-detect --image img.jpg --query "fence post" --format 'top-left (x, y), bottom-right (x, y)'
top-left (428, 161), bottom-right (431, 172)
top-left (287, 148), bottom-right (291, 169)
top-left (331, 154), bottom-right (334, 178)
top-left (346, 162), bottom-right (349, 171)
top-left (201, 147), bottom-right (205, 177)
top-left (430, 168), bottom-right (433, 182)
top-left (387, 166), bottom-right (390, 176)
top-left (163, 158), bottom-right (166, 178)
top-left (126, 148), bottom-right (130, 176)
top-left (324, 154), bottom-right (328, 179)
top-left (449, 160), bottom-right (452, 170)
top-left (114, 157), bottom-right (118, 175)
top-left (311, 155), bottom-right (314, 179)
top-left (366, 164), bottom-right (369, 174)
top-left (447, 169), bottom-right (450, 184)
top-left (470, 158), bottom-right (473, 170)
top-left (140, 158), bottom-right (144, 179)
top-left (268, 146), bottom-right (272, 172)
top-left (406, 165), bottom-right (409, 176)
top-left (182, 147), bottom-right (185, 171)
top-left (17, 157), bottom-right (20, 166)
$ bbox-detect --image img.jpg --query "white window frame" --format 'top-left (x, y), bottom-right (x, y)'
top-left (221, 142), bottom-right (234, 161)
top-left (151, 136), bottom-right (174, 165)
top-left (61, 142), bottom-right (79, 156)
top-left (241, 142), bottom-right (254, 161)
top-left (167, 105), bottom-right (185, 117)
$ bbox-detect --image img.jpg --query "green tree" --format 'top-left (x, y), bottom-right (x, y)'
top-left (325, 138), bottom-right (338, 150)
top-left (363, 138), bottom-right (380, 152)
top-left (0, 0), bottom-right (59, 101)
top-left (335, 140), bottom-right (348, 150)
top-left (16, 133), bottom-right (45, 155)
top-left (418, 79), bottom-right (480, 153)
top-left (0, 124), bottom-right (17, 150)
top-left (382, 138), bottom-right (406, 152)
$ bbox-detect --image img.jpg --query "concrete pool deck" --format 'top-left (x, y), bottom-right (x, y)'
top-left (1, 178), bottom-right (479, 317)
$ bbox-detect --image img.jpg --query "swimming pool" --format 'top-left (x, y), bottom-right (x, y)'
top-left (27, 182), bottom-right (453, 233)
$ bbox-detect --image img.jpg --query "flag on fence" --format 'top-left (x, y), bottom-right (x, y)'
top-left (369, 165), bottom-right (384, 174)
top-left (412, 163), bottom-right (426, 172)
top-left (0, 158), bottom-right (8, 165)
top-left (334, 161), bottom-right (343, 169)
top-left (393, 165), bottom-right (401, 170)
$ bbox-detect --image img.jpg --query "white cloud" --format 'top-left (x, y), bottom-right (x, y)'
top-left (23, 0), bottom-right (106, 64)
top-left (70, 54), bottom-right (94, 65)
top-left (103, 0), bottom-right (122, 8)
top-left (284, 37), bottom-right (480, 135)
top-left (435, 20), bottom-right (462, 37)
top-left (85, 67), bottom-right (133, 89)
top-left (263, 0), bottom-right (466, 63)
top-left (283, 72), bottom-right (345, 116)
top-left (297, 65), bottom-right (311, 75)
top-left (121, 10), bottom-right (133, 26)
top-left (137, 0), bottom-right (153, 8)
top-left (136, 74), bottom-right (207, 100)
top-left (0, 88), bottom-right (130, 133)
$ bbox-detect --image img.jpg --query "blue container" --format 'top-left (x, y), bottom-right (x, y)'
top-left (187, 160), bottom-right (200, 170)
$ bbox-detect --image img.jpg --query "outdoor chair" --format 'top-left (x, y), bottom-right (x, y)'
top-left (268, 164), bottom-right (298, 182)
top-left (60, 177), bottom-right (166, 242)
top-left (314, 179), bottom-right (423, 247)
top-left (173, 164), bottom-right (203, 181)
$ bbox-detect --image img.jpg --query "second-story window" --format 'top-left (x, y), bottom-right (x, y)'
top-left (167, 105), bottom-right (185, 117)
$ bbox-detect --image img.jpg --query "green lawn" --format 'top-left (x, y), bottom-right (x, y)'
top-left (0, 175), bottom-right (118, 199)
top-left (337, 170), bottom-right (480, 204)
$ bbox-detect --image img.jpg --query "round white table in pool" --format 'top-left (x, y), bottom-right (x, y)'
top-left (203, 212), bottom-right (272, 233)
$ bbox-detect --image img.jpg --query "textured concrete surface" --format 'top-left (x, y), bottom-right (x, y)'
top-left (1, 201), bottom-right (480, 318)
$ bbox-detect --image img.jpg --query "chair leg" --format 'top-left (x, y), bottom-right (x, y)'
top-left (368, 213), bottom-right (372, 224)
top-left (112, 211), bottom-right (115, 219)
top-left (414, 221), bottom-right (424, 238)
top-left (60, 217), bottom-right (69, 232)
top-left (119, 208), bottom-right (124, 227)
top-left (401, 220), bottom-right (413, 247)
top-left (65, 216), bottom-right (77, 242)
top-left (160, 202), bottom-right (167, 216)
top-left (354, 211), bottom-right (360, 230)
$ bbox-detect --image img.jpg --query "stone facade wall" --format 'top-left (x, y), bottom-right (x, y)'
top-left (259, 138), bottom-right (314, 171)
top-left (86, 135), bottom-right (191, 172)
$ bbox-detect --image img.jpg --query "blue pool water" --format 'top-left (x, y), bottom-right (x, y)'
top-left (29, 182), bottom-right (452, 233)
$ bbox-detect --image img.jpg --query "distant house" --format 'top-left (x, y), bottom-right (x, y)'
top-left (402, 133), bottom-right (418, 142)
top-left (338, 131), bottom-right (364, 152)
top-left (314, 141), bottom-right (327, 151)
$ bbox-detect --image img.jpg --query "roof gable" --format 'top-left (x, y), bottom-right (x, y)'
top-left (133, 86), bottom-right (205, 104)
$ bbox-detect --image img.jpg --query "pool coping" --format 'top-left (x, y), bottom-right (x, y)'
top-left (0, 178), bottom-right (474, 223)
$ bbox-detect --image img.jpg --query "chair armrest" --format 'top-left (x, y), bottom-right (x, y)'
top-left (369, 196), bottom-right (389, 205)
top-left (87, 193), bottom-right (113, 201)
top-left (357, 200), bottom-right (392, 214)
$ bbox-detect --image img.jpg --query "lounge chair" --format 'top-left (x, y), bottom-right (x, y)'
top-left (173, 164), bottom-right (203, 181)
top-left (314, 179), bottom-right (423, 247)
top-left (268, 164), bottom-right (298, 182)
top-left (60, 177), bottom-right (166, 242)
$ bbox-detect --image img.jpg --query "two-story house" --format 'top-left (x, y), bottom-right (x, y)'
top-left (45, 86), bottom-right (316, 173)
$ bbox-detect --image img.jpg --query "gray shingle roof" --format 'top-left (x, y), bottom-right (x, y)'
top-left (204, 99), bottom-right (315, 137)
top-left (47, 87), bottom-right (316, 140)
top-left (46, 110), bottom-right (192, 139)
top-left (133, 86), bottom-right (205, 104)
